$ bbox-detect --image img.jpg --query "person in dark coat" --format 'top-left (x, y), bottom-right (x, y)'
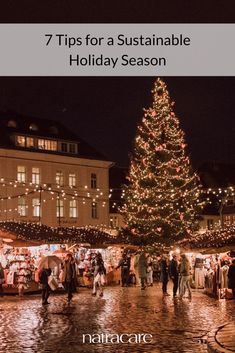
top-left (228, 259), bottom-right (235, 298)
top-left (116, 253), bottom-right (131, 287)
top-left (170, 254), bottom-right (179, 297)
top-left (62, 254), bottom-right (76, 302)
top-left (161, 255), bottom-right (170, 296)
top-left (92, 252), bottom-right (106, 297)
top-left (39, 268), bottom-right (52, 305)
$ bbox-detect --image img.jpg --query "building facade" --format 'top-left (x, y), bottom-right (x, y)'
top-left (0, 113), bottom-right (112, 228)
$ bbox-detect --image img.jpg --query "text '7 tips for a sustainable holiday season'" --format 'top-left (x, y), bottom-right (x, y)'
top-left (45, 33), bottom-right (191, 68)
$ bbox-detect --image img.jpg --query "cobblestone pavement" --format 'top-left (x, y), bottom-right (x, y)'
top-left (0, 284), bottom-right (234, 353)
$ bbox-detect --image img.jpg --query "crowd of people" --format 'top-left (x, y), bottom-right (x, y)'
top-left (1, 250), bottom-right (235, 304)
top-left (39, 252), bottom-right (107, 305)
top-left (116, 250), bottom-right (193, 299)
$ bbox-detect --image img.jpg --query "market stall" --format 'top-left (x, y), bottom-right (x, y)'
top-left (0, 242), bottom-right (62, 295)
top-left (178, 226), bottom-right (235, 299)
top-left (181, 250), bottom-right (233, 299)
top-left (0, 222), bottom-right (134, 294)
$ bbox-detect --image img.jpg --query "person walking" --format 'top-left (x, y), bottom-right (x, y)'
top-left (228, 259), bottom-right (235, 298)
top-left (138, 251), bottom-right (148, 290)
top-left (92, 252), bottom-right (106, 297)
top-left (152, 256), bottom-right (161, 282)
top-left (170, 254), bottom-right (179, 297)
top-left (134, 251), bottom-right (141, 286)
top-left (39, 268), bottom-right (52, 305)
top-left (0, 262), bottom-right (5, 297)
top-left (179, 254), bottom-right (192, 299)
top-left (62, 253), bottom-right (76, 302)
top-left (146, 254), bottom-right (154, 286)
top-left (116, 252), bottom-right (131, 287)
top-left (161, 255), bottom-right (170, 296)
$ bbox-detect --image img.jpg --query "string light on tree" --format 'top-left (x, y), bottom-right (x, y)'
top-left (122, 78), bottom-right (203, 245)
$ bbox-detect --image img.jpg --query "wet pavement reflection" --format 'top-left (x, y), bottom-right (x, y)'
top-left (0, 284), bottom-right (234, 353)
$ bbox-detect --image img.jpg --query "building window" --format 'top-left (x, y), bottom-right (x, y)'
top-left (26, 137), bottom-right (34, 148)
top-left (110, 216), bottom-right (118, 228)
top-left (207, 219), bottom-right (214, 229)
top-left (69, 173), bottom-right (76, 187)
top-left (38, 139), bottom-right (57, 151)
top-left (32, 167), bottom-right (40, 184)
top-left (18, 197), bottom-right (26, 216)
top-left (17, 166), bottom-right (26, 182)
top-left (69, 143), bottom-right (76, 154)
top-left (69, 200), bottom-right (77, 218)
top-left (91, 173), bottom-right (97, 189)
top-left (61, 142), bottom-right (68, 152)
top-left (56, 171), bottom-right (64, 186)
top-left (32, 198), bottom-right (40, 217)
top-left (16, 135), bottom-right (26, 147)
top-left (224, 215), bottom-right (231, 224)
top-left (56, 199), bottom-right (64, 218)
top-left (91, 202), bottom-right (98, 219)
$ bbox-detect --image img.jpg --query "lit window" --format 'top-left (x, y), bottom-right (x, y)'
top-left (17, 166), bottom-right (26, 182)
top-left (38, 139), bottom-right (44, 149)
top-left (207, 219), bottom-right (214, 229)
top-left (32, 198), bottom-right (40, 217)
top-left (29, 123), bottom-right (38, 131)
top-left (38, 139), bottom-right (57, 151)
top-left (69, 200), bottom-right (77, 218)
top-left (69, 143), bottom-right (76, 154)
top-left (45, 140), bottom-right (57, 150)
top-left (91, 173), bottom-right (97, 189)
top-left (16, 136), bottom-right (26, 147)
top-left (18, 197), bottom-right (26, 216)
top-left (26, 137), bottom-right (34, 148)
top-left (56, 171), bottom-right (64, 186)
top-left (56, 199), bottom-right (64, 217)
top-left (225, 215), bottom-right (231, 224)
top-left (91, 202), bottom-right (98, 219)
top-left (110, 216), bottom-right (118, 228)
top-left (32, 167), bottom-right (40, 184)
top-left (69, 173), bottom-right (76, 187)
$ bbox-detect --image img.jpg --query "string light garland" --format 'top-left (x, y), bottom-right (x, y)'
top-left (0, 221), bottom-right (234, 250)
top-left (0, 221), bottom-right (124, 246)
top-left (179, 225), bottom-right (235, 250)
top-left (0, 180), bottom-right (109, 216)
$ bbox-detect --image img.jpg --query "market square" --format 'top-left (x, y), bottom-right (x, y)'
top-left (0, 77), bottom-right (234, 353)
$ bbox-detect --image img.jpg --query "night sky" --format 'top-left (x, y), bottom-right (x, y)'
top-left (0, 77), bottom-right (234, 168)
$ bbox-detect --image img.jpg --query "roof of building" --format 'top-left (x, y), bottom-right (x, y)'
top-left (0, 111), bottom-right (110, 161)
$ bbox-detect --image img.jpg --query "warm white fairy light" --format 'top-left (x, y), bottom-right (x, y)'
top-left (121, 78), bottom-right (202, 244)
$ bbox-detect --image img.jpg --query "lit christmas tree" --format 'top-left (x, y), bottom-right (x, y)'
top-left (122, 78), bottom-right (202, 245)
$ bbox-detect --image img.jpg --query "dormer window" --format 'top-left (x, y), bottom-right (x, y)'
top-left (38, 139), bottom-right (57, 151)
top-left (58, 142), bottom-right (77, 154)
top-left (69, 143), bottom-right (76, 154)
top-left (16, 135), bottom-right (26, 147)
top-left (29, 123), bottom-right (38, 132)
top-left (7, 120), bottom-right (17, 128)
